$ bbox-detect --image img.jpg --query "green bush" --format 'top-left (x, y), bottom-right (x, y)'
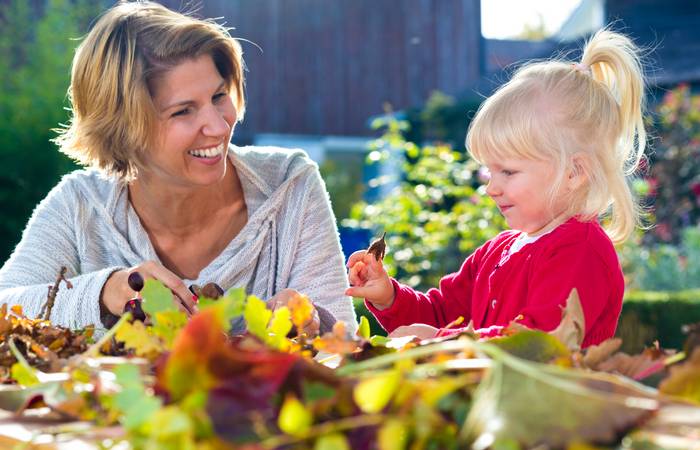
top-left (0, 0), bottom-right (99, 261)
top-left (343, 118), bottom-right (505, 290)
top-left (617, 290), bottom-right (700, 353)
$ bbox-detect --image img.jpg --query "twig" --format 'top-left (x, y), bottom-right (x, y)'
top-left (40, 266), bottom-right (73, 321)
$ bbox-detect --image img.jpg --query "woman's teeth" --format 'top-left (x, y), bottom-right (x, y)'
top-left (188, 143), bottom-right (224, 158)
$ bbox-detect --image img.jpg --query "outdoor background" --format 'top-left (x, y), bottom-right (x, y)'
top-left (1, 0), bottom-right (699, 348)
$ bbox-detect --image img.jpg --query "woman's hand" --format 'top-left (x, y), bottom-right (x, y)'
top-left (345, 250), bottom-right (395, 310)
top-left (267, 288), bottom-right (320, 337)
top-left (101, 261), bottom-right (197, 317)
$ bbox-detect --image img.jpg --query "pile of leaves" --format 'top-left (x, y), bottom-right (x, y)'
top-left (1, 283), bottom-right (700, 449)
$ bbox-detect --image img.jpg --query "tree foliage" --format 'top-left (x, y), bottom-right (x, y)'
top-left (0, 0), bottom-right (99, 261)
top-left (343, 118), bottom-right (504, 290)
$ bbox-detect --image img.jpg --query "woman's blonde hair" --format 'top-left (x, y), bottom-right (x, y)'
top-left (54, 1), bottom-right (245, 181)
top-left (466, 29), bottom-right (646, 244)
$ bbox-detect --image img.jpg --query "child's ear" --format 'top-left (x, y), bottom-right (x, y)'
top-left (566, 154), bottom-right (588, 192)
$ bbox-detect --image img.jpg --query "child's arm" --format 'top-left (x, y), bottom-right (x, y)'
top-left (346, 250), bottom-right (480, 333)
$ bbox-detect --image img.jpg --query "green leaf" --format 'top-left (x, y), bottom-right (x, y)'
top-left (151, 310), bottom-right (188, 346)
top-left (315, 433), bottom-right (350, 450)
top-left (491, 330), bottom-right (570, 363)
top-left (10, 362), bottom-right (39, 387)
top-left (113, 364), bottom-right (162, 431)
top-left (353, 369), bottom-right (401, 413)
top-left (141, 279), bottom-right (176, 317)
top-left (244, 295), bottom-right (273, 340)
top-left (463, 343), bottom-right (659, 448)
top-left (278, 394), bottom-right (312, 437)
top-left (200, 288), bottom-right (246, 332)
top-left (357, 315), bottom-right (370, 339)
top-left (370, 335), bottom-right (390, 347)
top-left (303, 381), bottom-right (337, 402)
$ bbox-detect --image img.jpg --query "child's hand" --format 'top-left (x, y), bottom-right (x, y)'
top-left (345, 250), bottom-right (395, 309)
top-left (388, 324), bottom-right (439, 339)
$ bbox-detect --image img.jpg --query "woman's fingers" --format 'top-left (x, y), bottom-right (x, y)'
top-left (137, 261), bottom-right (198, 316)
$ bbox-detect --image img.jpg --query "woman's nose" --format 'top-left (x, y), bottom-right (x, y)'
top-left (201, 105), bottom-right (232, 137)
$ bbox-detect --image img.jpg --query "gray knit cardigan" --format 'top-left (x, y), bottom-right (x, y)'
top-left (0, 145), bottom-right (357, 333)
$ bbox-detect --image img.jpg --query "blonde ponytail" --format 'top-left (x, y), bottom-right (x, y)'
top-left (580, 29), bottom-right (646, 243)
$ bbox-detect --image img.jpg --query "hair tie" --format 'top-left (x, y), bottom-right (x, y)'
top-left (572, 62), bottom-right (592, 75)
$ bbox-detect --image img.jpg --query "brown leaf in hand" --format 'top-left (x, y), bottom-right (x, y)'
top-left (367, 232), bottom-right (387, 261)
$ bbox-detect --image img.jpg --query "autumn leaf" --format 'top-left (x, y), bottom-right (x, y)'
top-left (659, 348), bottom-right (700, 404)
top-left (550, 289), bottom-right (586, 351)
top-left (464, 343), bottom-right (658, 448)
top-left (244, 296), bottom-right (273, 340)
top-left (288, 293), bottom-right (314, 331)
top-left (490, 330), bottom-right (570, 363)
top-left (357, 316), bottom-right (371, 339)
top-left (278, 394), bottom-right (313, 437)
top-left (354, 369), bottom-right (401, 413)
top-left (141, 279), bottom-right (178, 318)
top-left (115, 319), bottom-right (165, 359)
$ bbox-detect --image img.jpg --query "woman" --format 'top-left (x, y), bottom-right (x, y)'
top-left (0, 1), bottom-right (356, 335)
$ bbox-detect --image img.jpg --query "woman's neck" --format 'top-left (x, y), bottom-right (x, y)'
top-left (128, 159), bottom-right (244, 238)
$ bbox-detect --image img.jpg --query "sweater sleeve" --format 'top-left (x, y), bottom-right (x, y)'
top-left (284, 165), bottom-right (358, 333)
top-left (366, 245), bottom-right (486, 333)
top-left (517, 241), bottom-right (623, 347)
top-left (0, 179), bottom-right (122, 331)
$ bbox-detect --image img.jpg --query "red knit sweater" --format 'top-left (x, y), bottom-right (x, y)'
top-left (366, 218), bottom-right (624, 347)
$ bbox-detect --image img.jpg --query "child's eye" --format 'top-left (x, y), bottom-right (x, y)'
top-left (502, 169), bottom-right (517, 176)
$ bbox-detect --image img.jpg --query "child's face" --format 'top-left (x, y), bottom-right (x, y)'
top-left (483, 157), bottom-right (570, 235)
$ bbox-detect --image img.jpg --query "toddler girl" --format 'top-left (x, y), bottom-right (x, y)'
top-left (346, 30), bottom-right (646, 348)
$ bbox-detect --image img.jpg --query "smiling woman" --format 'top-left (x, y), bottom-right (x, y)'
top-left (0, 1), bottom-right (357, 336)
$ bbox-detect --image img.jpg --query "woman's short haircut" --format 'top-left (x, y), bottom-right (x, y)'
top-left (54, 1), bottom-right (246, 180)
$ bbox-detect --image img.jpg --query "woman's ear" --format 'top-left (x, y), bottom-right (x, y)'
top-left (566, 154), bottom-right (588, 192)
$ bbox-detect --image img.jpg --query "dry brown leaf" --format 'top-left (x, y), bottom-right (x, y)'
top-left (659, 348), bottom-right (700, 404)
top-left (582, 338), bottom-right (623, 368)
top-left (550, 289), bottom-right (585, 351)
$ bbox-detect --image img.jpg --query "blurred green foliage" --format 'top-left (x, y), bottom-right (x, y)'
top-left (343, 117), bottom-right (505, 290)
top-left (0, 0), bottom-right (99, 261)
top-left (644, 84), bottom-right (700, 244)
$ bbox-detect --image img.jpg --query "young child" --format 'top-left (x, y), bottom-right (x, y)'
top-left (346, 30), bottom-right (646, 348)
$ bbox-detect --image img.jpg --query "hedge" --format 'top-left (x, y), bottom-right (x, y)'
top-left (354, 290), bottom-right (700, 353)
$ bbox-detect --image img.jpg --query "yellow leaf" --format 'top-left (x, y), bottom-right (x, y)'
top-left (115, 320), bottom-right (164, 358)
top-left (288, 294), bottom-right (314, 330)
top-left (353, 369), bottom-right (401, 414)
top-left (278, 394), bottom-right (312, 437)
top-left (378, 418), bottom-right (408, 450)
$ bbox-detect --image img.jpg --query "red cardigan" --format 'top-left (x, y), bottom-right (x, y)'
top-left (366, 218), bottom-right (624, 347)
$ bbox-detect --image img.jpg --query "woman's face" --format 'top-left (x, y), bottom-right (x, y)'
top-left (146, 54), bottom-right (237, 189)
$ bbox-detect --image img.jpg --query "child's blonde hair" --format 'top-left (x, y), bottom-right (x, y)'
top-left (466, 29), bottom-right (646, 244)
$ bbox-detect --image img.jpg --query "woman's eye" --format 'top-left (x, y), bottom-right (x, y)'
top-left (171, 108), bottom-right (190, 117)
top-left (213, 92), bottom-right (227, 102)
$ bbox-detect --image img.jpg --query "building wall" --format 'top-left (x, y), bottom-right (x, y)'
top-left (158, 0), bottom-right (482, 141)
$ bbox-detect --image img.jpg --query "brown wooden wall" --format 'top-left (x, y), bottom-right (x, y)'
top-left (159, 0), bottom-right (482, 140)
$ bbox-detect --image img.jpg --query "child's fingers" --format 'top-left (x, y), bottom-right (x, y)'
top-left (346, 250), bottom-right (368, 268)
top-left (348, 261), bottom-right (367, 286)
top-left (345, 285), bottom-right (372, 299)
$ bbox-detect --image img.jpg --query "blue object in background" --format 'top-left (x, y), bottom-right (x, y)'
top-left (338, 226), bottom-right (372, 262)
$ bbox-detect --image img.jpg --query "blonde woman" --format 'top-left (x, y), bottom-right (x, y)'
top-left (347, 30), bottom-right (646, 347)
top-left (0, 1), bottom-right (356, 335)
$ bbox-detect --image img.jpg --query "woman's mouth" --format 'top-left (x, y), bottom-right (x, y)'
top-left (187, 142), bottom-right (225, 159)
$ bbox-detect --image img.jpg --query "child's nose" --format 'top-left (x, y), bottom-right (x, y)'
top-left (485, 178), bottom-right (501, 197)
